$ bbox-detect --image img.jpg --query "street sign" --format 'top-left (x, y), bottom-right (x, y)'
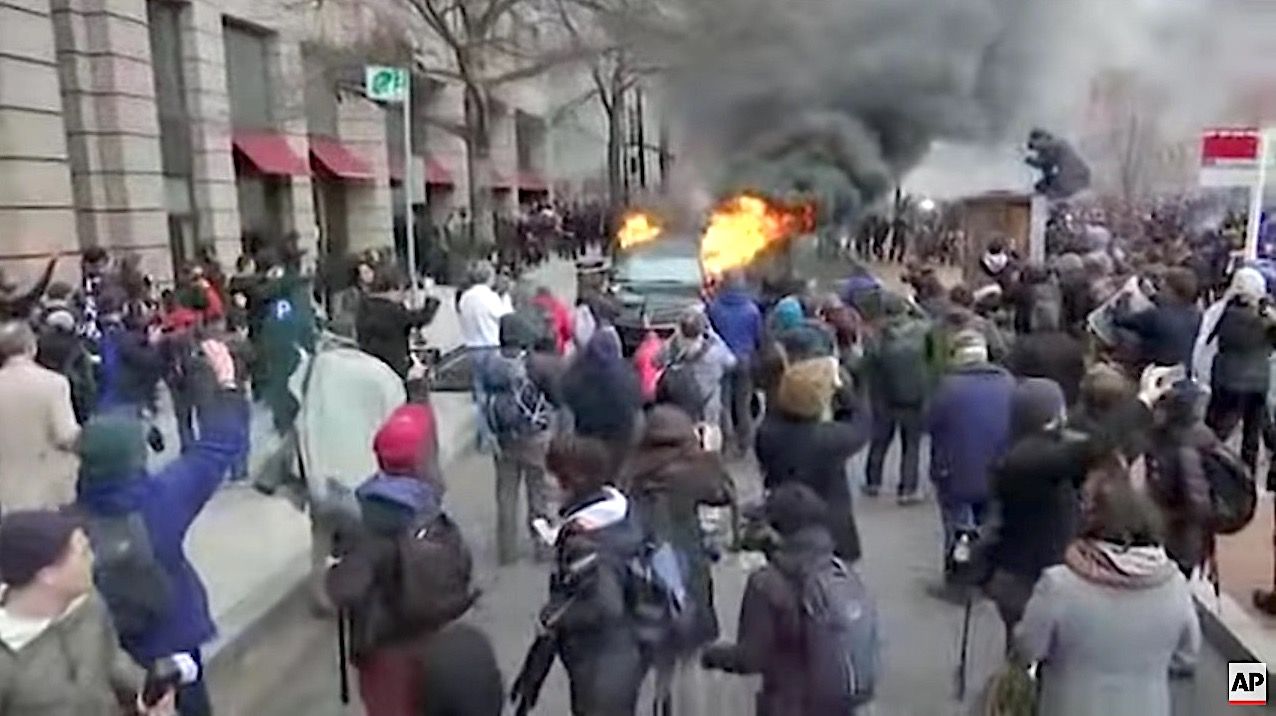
top-left (1200, 127), bottom-right (1271, 188)
top-left (365, 65), bottom-right (408, 102)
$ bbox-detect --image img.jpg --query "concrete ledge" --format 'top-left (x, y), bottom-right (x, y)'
top-left (1193, 580), bottom-right (1276, 676)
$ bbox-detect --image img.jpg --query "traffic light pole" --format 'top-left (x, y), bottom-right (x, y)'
top-left (1245, 129), bottom-right (1269, 260)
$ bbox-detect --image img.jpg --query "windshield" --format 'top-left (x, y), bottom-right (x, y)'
top-left (613, 241), bottom-right (701, 286)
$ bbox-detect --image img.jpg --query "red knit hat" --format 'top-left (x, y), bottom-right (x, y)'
top-left (373, 404), bottom-right (436, 475)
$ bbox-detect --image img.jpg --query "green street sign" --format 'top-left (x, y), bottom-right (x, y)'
top-left (365, 65), bottom-right (408, 102)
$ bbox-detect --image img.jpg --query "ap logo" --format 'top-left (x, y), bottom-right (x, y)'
top-left (1230, 662), bottom-right (1268, 706)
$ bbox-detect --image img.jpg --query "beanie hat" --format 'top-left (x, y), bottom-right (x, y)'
top-left (950, 329), bottom-right (988, 366)
top-left (373, 404), bottom-right (436, 475)
top-left (776, 357), bottom-right (837, 420)
top-left (1011, 378), bottom-right (1066, 439)
top-left (0, 510), bottom-right (80, 588)
top-left (78, 413), bottom-right (148, 484)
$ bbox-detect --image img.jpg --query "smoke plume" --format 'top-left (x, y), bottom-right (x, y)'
top-left (634, 0), bottom-right (1272, 221)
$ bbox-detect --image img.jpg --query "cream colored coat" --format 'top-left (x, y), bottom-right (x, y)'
top-left (0, 357), bottom-right (80, 511)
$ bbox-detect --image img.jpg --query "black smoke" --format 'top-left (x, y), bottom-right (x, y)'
top-left (644, 0), bottom-right (1075, 223)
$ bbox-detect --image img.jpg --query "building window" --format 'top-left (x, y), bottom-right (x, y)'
top-left (223, 20), bottom-right (274, 130)
top-left (148, 0), bottom-right (197, 272)
top-left (302, 45), bottom-right (337, 138)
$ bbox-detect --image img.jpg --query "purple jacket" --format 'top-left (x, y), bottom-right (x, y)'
top-left (926, 363), bottom-right (1015, 503)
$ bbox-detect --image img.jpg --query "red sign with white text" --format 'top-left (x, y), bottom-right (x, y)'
top-left (1202, 128), bottom-right (1261, 166)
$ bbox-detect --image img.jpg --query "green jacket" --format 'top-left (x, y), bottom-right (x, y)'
top-left (0, 594), bottom-right (144, 715)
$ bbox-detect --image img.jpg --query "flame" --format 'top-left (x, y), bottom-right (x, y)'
top-left (616, 211), bottom-right (663, 250)
top-left (700, 194), bottom-right (814, 276)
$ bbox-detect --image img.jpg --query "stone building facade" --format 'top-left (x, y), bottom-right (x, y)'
top-left (0, 0), bottom-right (556, 284)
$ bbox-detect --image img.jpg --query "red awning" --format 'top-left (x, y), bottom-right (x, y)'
top-left (489, 170), bottom-right (512, 189)
top-left (518, 170), bottom-right (548, 192)
top-left (425, 157), bottom-right (453, 186)
top-left (232, 132), bottom-right (309, 176)
top-left (309, 137), bottom-right (374, 180)
top-left (389, 155), bottom-right (455, 186)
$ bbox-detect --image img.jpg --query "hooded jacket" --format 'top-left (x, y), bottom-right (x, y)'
top-left (756, 370), bottom-right (871, 561)
top-left (561, 332), bottom-right (643, 445)
top-left (708, 286), bottom-right (763, 360)
top-left (75, 391), bottom-right (248, 663)
top-left (95, 323), bottom-right (164, 411)
top-left (0, 593), bottom-right (144, 716)
top-left (927, 363), bottom-right (1016, 503)
top-left (702, 526), bottom-right (847, 716)
top-left (549, 487), bottom-right (648, 716)
top-left (624, 405), bottom-right (733, 648)
top-left (356, 294), bottom-right (441, 379)
top-left (1208, 298), bottom-right (1276, 394)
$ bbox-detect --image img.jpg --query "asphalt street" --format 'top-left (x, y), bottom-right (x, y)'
top-left (263, 435), bottom-right (1268, 716)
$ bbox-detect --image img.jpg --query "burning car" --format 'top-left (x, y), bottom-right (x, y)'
top-left (609, 234), bottom-right (705, 354)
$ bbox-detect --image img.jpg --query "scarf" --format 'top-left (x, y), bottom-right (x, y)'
top-left (1063, 538), bottom-right (1176, 589)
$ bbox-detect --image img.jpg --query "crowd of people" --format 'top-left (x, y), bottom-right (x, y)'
top-left (0, 191), bottom-right (1269, 716)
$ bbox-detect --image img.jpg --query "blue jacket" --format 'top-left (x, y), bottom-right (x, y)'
top-left (708, 289), bottom-right (763, 360)
top-left (1114, 302), bottom-right (1201, 368)
top-left (926, 363), bottom-right (1015, 504)
top-left (77, 392), bottom-right (249, 663)
top-left (96, 324), bottom-right (164, 411)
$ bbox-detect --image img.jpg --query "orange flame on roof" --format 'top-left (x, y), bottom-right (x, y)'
top-left (616, 211), bottom-right (664, 250)
top-left (699, 194), bottom-right (814, 276)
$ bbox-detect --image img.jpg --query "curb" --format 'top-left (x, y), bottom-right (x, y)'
top-left (1192, 581), bottom-right (1276, 676)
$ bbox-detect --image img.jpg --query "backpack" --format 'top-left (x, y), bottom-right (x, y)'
top-left (85, 512), bottom-right (173, 639)
top-left (1200, 443), bottom-right (1257, 535)
top-left (625, 492), bottom-right (700, 653)
top-left (655, 342), bottom-right (711, 420)
top-left (392, 509), bottom-right (476, 632)
top-left (483, 354), bottom-right (551, 440)
top-left (794, 556), bottom-right (879, 707)
top-left (874, 318), bottom-right (930, 406)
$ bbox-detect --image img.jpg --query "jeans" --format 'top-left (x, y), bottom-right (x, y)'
top-left (172, 389), bottom-right (197, 453)
top-left (470, 348), bottom-right (497, 450)
top-left (720, 358), bottom-right (755, 452)
top-left (494, 438), bottom-right (551, 564)
top-left (865, 404), bottom-right (923, 496)
top-left (938, 497), bottom-right (987, 566)
top-left (1207, 386), bottom-right (1267, 471)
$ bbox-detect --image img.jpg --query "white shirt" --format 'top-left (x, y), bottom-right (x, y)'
top-left (458, 283), bottom-right (513, 348)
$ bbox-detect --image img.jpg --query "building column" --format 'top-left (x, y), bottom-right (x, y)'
top-left (0, 0), bottom-right (78, 282)
top-left (50, 0), bottom-right (170, 281)
top-left (337, 91), bottom-right (393, 255)
top-left (183, 0), bottom-right (239, 266)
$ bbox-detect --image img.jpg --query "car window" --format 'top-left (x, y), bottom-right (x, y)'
top-left (615, 255), bottom-right (701, 284)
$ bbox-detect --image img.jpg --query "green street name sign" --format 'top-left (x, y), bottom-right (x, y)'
top-left (365, 65), bottom-right (408, 102)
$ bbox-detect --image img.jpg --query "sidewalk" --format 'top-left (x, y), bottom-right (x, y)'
top-left (1199, 492), bottom-right (1276, 671)
top-left (149, 258), bottom-right (578, 668)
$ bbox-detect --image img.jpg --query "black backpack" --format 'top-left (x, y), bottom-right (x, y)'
top-left (85, 512), bottom-right (173, 638)
top-left (392, 510), bottom-right (476, 631)
top-left (793, 557), bottom-right (880, 707)
top-left (1200, 443), bottom-right (1257, 535)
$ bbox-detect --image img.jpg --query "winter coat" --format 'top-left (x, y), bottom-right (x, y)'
top-left (256, 272), bottom-right (317, 430)
top-left (1146, 424), bottom-right (1215, 574)
top-left (863, 314), bottom-right (933, 408)
top-left (561, 334), bottom-right (643, 445)
top-left (708, 287), bottom-right (764, 360)
top-left (357, 294), bottom-right (441, 378)
top-left (75, 391), bottom-right (249, 663)
top-left (623, 405), bottom-right (733, 647)
top-left (658, 333), bottom-right (737, 425)
top-left (1209, 300), bottom-right (1276, 393)
top-left (36, 329), bottom-right (97, 424)
top-left (1113, 301), bottom-right (1201, 368)
top-left (0, 357), bottom-right (80, 511)
top-left (926, 363), bottom-right (1015, 504)
top-left (532, 293), bottom-right (574, 355)
top-left (417, 622), bottom-right (505, 716)
top-left (1008, 331), bottom-right (1086, 405)
top-left (990, 431), bottom-right (1098, 580)
top-left (0, 593), bottom-right (145, 716)
top-left (702, 526), bottom-right (848, 716)
top-left (549, 487), bottom-right (648, 716)
top-left (755, 386), bottom-right (872, 561)
top-left (95, 324), bottom-right (163, 411)
top-left (1015, 561), bottom-right (1199, 716)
